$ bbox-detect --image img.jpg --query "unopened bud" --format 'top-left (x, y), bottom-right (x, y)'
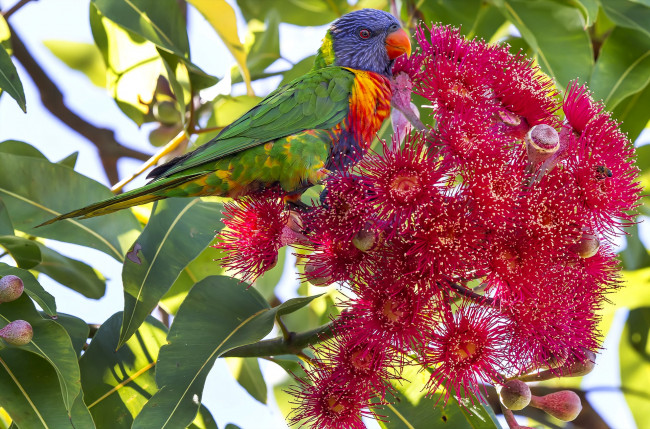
top-left (303, 261), bottom-right (333, 287)
top-left (526, 124), bottom-right (560, 165)
top-left (570, 228), bottom-right (600, 258)
top-left (0, 320), bottom-right (33, 346)
top-left (530, 390), bottom-right (582, 422)
top-left (0, 275), bottom-right (24, 303)
top-left (352, 224), bottom-right (384, 252)
top-left (564, 349), bottom-right (596, 377)
top-left (499, 380), bottom-right (531, 410)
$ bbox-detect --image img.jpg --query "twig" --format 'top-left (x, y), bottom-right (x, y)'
top-left (444, 280), bottom-right (498, 306)
top-left (110, 130), bottom-right (188, 193)
top-left (1, 0), bottom-right (35, 19)
top-left (222, 322), bottom-right (334, 358)
top-left (393, 103), bottom-right (427, 132)
top-left (9, 26), bottom-right (151, 185)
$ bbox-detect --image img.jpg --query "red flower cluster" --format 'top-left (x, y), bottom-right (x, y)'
top-left (216, 24), bottom-right (640, 427)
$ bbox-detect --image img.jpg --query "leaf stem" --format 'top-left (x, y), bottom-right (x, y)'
top-left (222, 322), bottom-right (334, 358)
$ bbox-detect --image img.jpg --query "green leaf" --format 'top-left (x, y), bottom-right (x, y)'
top-left (92, 0), bottom-right (217, 90)
top-left (0, 139), bottom-right (47, 159)
top-left (188, 0), bottom-right (253, 95)
top-left (225, 357), bottom-right (268, 404)
top-left (0, 43), bottom-right (25, 112)
top-left (119, 198), bottom-right (223, 347)
top-left (0, 151), bottom-right (141, 261)
top-left (236, 0), bottom-right (349, 26)
top-left (612, 80), bottom-right (650, 143)
top-left (0, 263), bottom-right (56, 316)
top-left (43, 40), bottom-right (107, 87)
top-left (377, 364), bottom-right (501, 429)
top-left (188, 405), bottom-right (219, 429)
top-left (50, 313), bottom-right (90, 356)
top-left (491, 0), bottom-right (594, 88)
top-left (0, 350), bottom-right (77, 428)
top-left (70, 392), bottom-right (96, 428)
top-left (0, 198), bottom-right (13, 236)
top-left (572, 0), bottom-right (600, 26)
top-left (132, 276), bottom-right (274, 428)
top-left (90, 3), bottom-right (163, 126)
top-left (33, 243), bottom-right (106, 299)
top-left (159, 235), bottom-right (226, 316)
top-left (590, 27), bottom-right (650, 110)
top-left (0, 294), bottom-right (81, 413)
top-left (620, 223), bottom-right (650, 270)
top-left (0, 15), bottom-right (10, 52)
top-left (57, 151), bottom-right (79, 169)
top-left (408, 0), bottom-right (504, 39)
top-left (0, 235), bottom-right (41, 269)
top-left (244, 11), bottom-right (281, 79)
top-left (620, 307), bottom-right (650, 428)
top-left (601, 0), bottom-right (650, 39)
top-left (80, 312), bottom-right (167, 429)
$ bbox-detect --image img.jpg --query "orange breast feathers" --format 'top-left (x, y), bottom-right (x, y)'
top-left (345, 69), bottom-right (393, 148)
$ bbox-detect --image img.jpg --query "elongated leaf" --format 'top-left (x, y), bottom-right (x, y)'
top-left (0, 151), bottom-right (141, 261)
top-left (188, 0), bottom-right (253, 94)
top-left (43, 40), bottom-right (107, 87)
top-left (226, 357), bottom-right (267, 404)
top-left (189, 405), bottom-right (219, 429)
top-left (0, 263), bottom-right (56, 316)
top-left (0, 350), bottom-right (75, 428)
top-left (377, 365), bottom-right (501, 429)
top-left (244, 10), bottom-right (281, 79)
top-left (612, 81), bottom-right (650, 142)
top-left (0, 294), bottom-right (81, 413)
top-left (80, 312), bottom-right (167, 429)
top-left (0, 199), bottom-right (13, 236)
top-left (590, 27), bottom-right (650, 110)
top-left (57, 151), bottom-right (79, 169)
top-left (159, 236), bottom-right (225, 316)
top-left (92, 0), bottom-right (217, 89)
top-left (70, 392), bottom-right (96, 428)
top-left (0, 43), bottom-right (25, 112)
top-left (620, 307), bottom-right (650, 428)
top-left (411, 0), bottom-right (505, 39)
top-left (0, 235), bottom-right (41, 269)
top-left (491, 0), bottom-right (593, 87)
top-left (133, 277), bottom-right (318, 428)
top-left (236, 0), bottom-right (348, 26)
top-left (119, 198), bottom-right (222, 347)
top-left (49, 313), bottom-right (90, 356)
top-left (89, 3), bottom-right (163, 126)
top-left (33, 243), bottom-right (106, 299)
top-left (601, 0), bottom-right (650, 39)
top-left (0, 139), bottom-right (47, 159)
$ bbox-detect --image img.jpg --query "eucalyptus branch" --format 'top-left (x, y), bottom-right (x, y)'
top-left (9, 26), bottom-right (150, 185)
top-left (1, 0), bottom-right (35, 19)
top-left (222, 322), bottom-right (334, 358)
top-left (443, 280), bottom-right (498, 306)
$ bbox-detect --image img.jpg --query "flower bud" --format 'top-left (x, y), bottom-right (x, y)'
top-left (570, 228), bottom-right (600, 258)
top-left (530, 390), bottom-right (582, 422)
top-left (0, 320), bottom-right (33, 346)
top-left (303, 262), bottom-right (333, 287)
top-left (0, 275), bottom-right (24, 303)
top-left (499, 380), bottom-right (531, 410)
top-left (525, 124), bottom-right (560, 165)
top-left (352, 223), bottom-right (384, 252)
top-left (563, 349), bottom-right (596, 377)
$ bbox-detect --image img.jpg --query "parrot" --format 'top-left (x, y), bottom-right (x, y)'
top-left (39, 8), bottom-right (411, 226)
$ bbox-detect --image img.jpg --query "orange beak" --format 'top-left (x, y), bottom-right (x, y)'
top-left (385, 28), bottom-right (411, 59)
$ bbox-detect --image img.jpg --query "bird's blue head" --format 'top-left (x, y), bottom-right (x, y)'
top-left (314, 9), bottom-right (411, 77)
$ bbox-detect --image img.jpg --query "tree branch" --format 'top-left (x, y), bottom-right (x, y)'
top-left (222, 322), bottom-right (334, 358)
top-left (8, 25), bottom-right (151, 185)
top-left (1, 0), bottom-right (35, 19)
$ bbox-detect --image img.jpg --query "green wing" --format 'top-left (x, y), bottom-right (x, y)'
top-left (148, 66), bottom-right (356, 180)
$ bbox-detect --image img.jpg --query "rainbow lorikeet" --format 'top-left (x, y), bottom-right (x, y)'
top-left (40, 9), bottom-right (410, 225)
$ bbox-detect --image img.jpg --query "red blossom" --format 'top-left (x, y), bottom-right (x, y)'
top-left (215, 196), bottom-right (291, 283)
top-left (422, 301), bottom-right (511, 402)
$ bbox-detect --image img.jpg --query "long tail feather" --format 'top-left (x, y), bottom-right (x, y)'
top-left (37, 174), bottom-right (203, 227)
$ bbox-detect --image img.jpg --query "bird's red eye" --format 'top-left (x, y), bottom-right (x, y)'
top-left (359, 28), bottom-right (371, 39)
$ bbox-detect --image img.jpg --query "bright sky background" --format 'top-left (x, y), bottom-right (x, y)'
top-left (0, 0), bottom-right (643, 428)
